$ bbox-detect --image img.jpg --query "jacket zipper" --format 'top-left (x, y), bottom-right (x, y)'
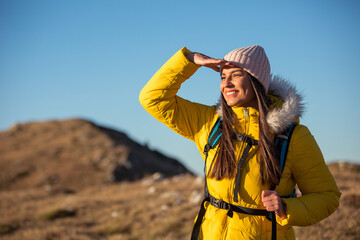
top-left (244, 107), bottom-right (249, 133)
top-left (233, 107), bottom-right (249, 199)
top-left (230, 107), bottom-right (249, 200)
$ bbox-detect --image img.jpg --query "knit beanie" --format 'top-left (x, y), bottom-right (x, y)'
top-left (223, 45), bottom-right (271, 93)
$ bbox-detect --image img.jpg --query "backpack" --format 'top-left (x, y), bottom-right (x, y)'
top-left (191, 118), bottom-right (297, 240)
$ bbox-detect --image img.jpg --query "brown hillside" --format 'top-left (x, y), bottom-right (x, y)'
top-left (0, 162), bottom-right (359, 239)
top-left (0, 119), bottom-right (191, 191)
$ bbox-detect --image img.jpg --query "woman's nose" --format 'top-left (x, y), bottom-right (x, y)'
top-left (223, 76), bottom-right (233, 86)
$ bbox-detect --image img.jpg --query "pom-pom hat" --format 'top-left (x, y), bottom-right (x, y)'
top-left (223, 45), bottom-right (271, 93)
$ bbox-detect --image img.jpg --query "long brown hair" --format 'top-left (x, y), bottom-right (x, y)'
top-left (209, 73), bottom-right (280, 188)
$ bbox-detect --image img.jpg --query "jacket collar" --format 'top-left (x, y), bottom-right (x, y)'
top-left (216, 75), bottom-right (304, 134)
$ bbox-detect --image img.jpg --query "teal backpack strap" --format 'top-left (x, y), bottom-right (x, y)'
top-left (267, 122), bottom-right (298, 240)
top-left (203, 117), bottom-right (222, 196)
top-left (203, 117), bottom-right (222, 157)
top-left (275, 122), bottom-right (298, 174)
top-left (269, 122), bottom-right (298, 191)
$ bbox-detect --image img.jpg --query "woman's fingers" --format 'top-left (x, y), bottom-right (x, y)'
top-left (194, 53), bottom-right (222, 65)
top-left (202, 59), bottom-right (227, 72)
top-left (186, 52), bottom-right (228, 72)
top-left (263, 201), bottom-right (281, 211)
top-left (261, 190), bottom-right (286, 219)
top-left (209, 65), bottom-right (220, 72)
top-left (262, 191), bottom-right (279, 207)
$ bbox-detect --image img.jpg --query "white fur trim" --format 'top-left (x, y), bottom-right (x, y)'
top-left (267, 75), bottom-right (304, 134)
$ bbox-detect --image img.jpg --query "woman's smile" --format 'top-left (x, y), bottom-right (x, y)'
top-left (225, 90), bottom-right (237, 96)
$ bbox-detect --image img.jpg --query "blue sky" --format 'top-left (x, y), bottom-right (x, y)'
top-left (1, 0), bottom-right (359, 174)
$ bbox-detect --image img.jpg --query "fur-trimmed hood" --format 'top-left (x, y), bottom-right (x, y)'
top-left (266, 75), bottom-right (304, 134)
top-left (217, 75), bottom-right (305, 134)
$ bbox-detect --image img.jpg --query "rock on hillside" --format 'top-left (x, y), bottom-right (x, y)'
top-left (0, 118), bottom-right (192, 191)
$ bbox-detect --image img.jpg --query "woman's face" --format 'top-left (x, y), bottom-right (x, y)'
top-left (220, 66), bottom-right (257, 108)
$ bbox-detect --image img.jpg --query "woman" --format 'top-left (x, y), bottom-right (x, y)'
top-left (139, 45), bottom-right (340, 239)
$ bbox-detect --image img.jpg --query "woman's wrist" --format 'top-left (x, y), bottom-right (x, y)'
top-left (185, 52), bottom-right (196, 63)
top-left (277, 202), bottom-right (287, 220)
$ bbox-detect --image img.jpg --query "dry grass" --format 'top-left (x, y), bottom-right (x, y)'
top-left (1, 162), bottom-right (359, 240)
top-left (0, 174), bottom-right (203, 240)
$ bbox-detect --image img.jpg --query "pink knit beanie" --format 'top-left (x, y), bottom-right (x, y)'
top-left (223, 45), bottom-right (271, 93)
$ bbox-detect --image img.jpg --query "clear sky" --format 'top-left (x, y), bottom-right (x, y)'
top-left (1, 0), bottom-right (360, 174)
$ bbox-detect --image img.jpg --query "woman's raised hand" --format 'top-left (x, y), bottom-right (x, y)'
top-left (186, 52), bottom-right (228, 72)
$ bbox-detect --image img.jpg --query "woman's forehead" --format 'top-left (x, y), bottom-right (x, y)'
top-left (221, 65), bottom-right (244, 74)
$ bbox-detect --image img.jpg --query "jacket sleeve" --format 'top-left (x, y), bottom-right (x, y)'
top-left (139, 47), bottom-right (216, 142)
top-left (277, 125), bottom-right (341, 226)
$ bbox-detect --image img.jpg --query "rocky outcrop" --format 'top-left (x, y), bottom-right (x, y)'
top-left (0, 118), bottom-right (192, 191)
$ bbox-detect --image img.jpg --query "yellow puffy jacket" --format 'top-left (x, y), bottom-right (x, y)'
top-left (139, 47), bottom-right (340, 240)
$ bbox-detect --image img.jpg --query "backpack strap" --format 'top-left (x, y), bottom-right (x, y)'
top-left (268, 122), bottom-right (298, 240)
top-left (274, 122), bottom-right (298, 184)
top-left (202, 117), bottom-right (222, 197)
top-left (203, 118), bottom-right (222, 157)
top-left (233, 137), bottom-right (258, 202)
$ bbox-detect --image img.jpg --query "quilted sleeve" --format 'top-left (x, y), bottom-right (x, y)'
top-left (277, 125), bottom-right (341, 226)
top-left (139, 47), bottom-right (216, 141)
